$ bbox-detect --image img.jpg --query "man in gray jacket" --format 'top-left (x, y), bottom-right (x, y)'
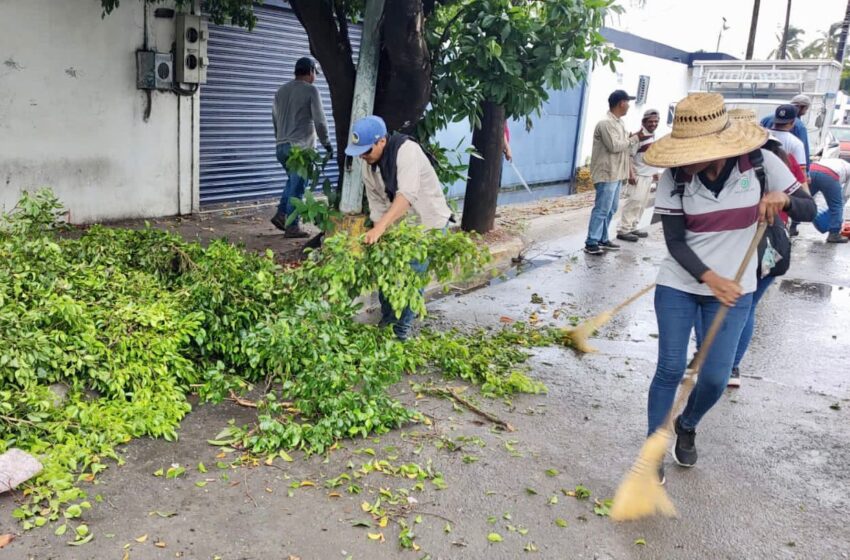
top-left (584, 90), bottom-right (638, 255)
top-left (271, 57), bottom-right (332, 238)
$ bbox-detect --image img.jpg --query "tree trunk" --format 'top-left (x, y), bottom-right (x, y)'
top-left (461, 102), bottom-right (505, 234)
top-left (745, 0), bottom-right (760, 60)
top-left (374, 1), bottom-right (433, 132)
top-left (779, 0), bottom-right (792, 60)
top-left (289, 0), bottom-right (357, 174)
top-left (835, 0), bottom-right (850, 63)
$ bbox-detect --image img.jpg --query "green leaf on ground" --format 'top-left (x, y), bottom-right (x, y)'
top-left (487, 533), bottom-right (503, 543)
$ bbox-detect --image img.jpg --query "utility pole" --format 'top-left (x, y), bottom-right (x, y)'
top-left (716, 17), bottom-right (729, 52)
top-left (835, 0), bottom-right (850, 63)
top-left (745, 0), bottom-right (760, 60)
top-left (779, 0), bottom-right (792, 60)
top-left (339, 0), bottom-right (386, 215)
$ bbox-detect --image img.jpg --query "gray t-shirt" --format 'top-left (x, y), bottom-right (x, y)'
top-left (272, 80), bottom-right (330, 149)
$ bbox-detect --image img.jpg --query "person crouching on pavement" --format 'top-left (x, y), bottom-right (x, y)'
top-left (584, 90), bottom-right (639, 255)
top-left (617, 109), bottom-right (661, 242)
top-left (344, 115), bottom-right (453, 341)
top-left (642, 93), bottom-right (815, 483)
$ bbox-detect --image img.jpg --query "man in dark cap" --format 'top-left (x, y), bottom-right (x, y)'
top-left (271, 57), bottom-right (333, 237)
top-left (585, 90), bottom-right (638, 255)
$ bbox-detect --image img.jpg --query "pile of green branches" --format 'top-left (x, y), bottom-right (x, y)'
top-left (0, 189), bottom-right (547, 529)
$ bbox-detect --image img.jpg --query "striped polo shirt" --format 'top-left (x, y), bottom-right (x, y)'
top-left (655, 149), bottom-right (801, 296)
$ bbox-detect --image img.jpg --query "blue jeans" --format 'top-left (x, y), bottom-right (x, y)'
top-left (379, 260), bottom-right (429, 341)
top-left (695, 275), bottom-right (774, 369)
top-left (585, 181), bottom-right (622, 246)
top-left (648, 285), bottom-right (753, 435)
top-left (810, 171), bottom-right (845, 233)
top-left (276, 143), bottom-right (308, 226)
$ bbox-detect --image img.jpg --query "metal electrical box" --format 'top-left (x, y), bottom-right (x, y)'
top-left (175, 13), bottom-right (209, 84)
top-left (136, 51), bottom-right (174, 91)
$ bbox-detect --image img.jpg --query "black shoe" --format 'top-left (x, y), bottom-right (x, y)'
top-left (283, 227), bottom-right (310, 239)
top-left (727, 366), bottom-right (741, 388)
top-left (672, 416), bottom-right (697, 467)
top-left (826, 231), bottom-right (849, 244)
top-left (631, 230), bottom-right (649, 238)
top-left (584, 244), bottom-right (603, 255)
top-left (616, 232), bottom-right (639, 242)
top-left (270, 213), bottom-right (288, 231)
top-left (599, 241), bottom-right (620, 251)
top-left (789, 223), bottom-right (799, 237)
top-left (658, 463), bottom-right (666, 486)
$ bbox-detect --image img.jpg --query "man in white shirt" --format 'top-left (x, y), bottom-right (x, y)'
top-left (617, 108), bottom-right (661, 242)
top-left (767, 105), bottom-right (807, 179)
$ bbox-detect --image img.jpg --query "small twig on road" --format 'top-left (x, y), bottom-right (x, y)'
top-left (228, 391), bottom-right (258, 408)
top-left (420, 387), bottom-right (515, 432)
top-left (243, 470), bottom-right (258, 508)
top-left (416, 510), bottom-right (456, 525)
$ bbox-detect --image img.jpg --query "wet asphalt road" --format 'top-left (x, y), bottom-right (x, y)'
top-left (2, 220), bottom-right (848, 560)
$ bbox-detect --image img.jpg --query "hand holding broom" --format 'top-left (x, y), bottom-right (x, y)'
top-left (609, 221), bottom-right (767, 522)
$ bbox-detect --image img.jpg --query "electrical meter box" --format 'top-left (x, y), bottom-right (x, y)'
top-left (175, 13), bottom-right (209, 84)
top-left (136, 51), bottom-right (173, 91)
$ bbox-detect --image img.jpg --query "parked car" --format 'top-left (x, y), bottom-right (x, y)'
top-left (820, 125), bottom-right (850, 161)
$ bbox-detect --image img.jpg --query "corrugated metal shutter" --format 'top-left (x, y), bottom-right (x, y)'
top-left (200, 5), bottom-right (360, 204)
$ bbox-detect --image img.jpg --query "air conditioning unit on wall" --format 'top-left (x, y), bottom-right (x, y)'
top-left (636, 75), bottom-right (650, 106)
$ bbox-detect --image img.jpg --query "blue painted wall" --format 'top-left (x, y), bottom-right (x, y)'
top-left (436, 87), bottom-right (585, 199)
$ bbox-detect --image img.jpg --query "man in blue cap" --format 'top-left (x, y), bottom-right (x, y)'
top-left (271, 57), bottom-right (333, 238)
top-left (345, 115), bottom-right (453, 340)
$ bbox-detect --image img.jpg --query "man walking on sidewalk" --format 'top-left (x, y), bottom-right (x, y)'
top-left (585, 90), bottom-right (638, 255)
top-left (271, 57), bottom-right (333, 238)
top-left (617, 109), bottom-right (661, 242)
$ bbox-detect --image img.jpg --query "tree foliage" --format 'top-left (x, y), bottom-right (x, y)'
top-left (421, 0), bottom-right (621, 136)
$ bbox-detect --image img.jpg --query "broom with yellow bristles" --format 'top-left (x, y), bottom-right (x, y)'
top-left (609, 221), bottom-right (767, 521)
top-left (561, 283), bottom-right (656, 353)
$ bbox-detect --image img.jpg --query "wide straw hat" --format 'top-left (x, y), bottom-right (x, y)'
top-left (727, 108), bottom-right (757, 123)
top-left (645, 93), bottom-right (768, 168)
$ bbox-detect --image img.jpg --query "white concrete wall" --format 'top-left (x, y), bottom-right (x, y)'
top-left (0, 1), bottom-right (196, 223)
top-left (576, 49), bottom-right (690, 168)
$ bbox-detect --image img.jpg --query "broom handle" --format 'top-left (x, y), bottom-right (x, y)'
top-left (609, 283), bottom-right (656, 316)
top-left (661, 221), bottom-right (767, 431)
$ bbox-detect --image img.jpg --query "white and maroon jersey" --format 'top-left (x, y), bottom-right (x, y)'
top-left (654, 149), bottom-right (801, 295)
top-left (632, 128), bottom-right (661, 177)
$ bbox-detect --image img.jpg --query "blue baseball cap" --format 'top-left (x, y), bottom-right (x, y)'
top-left (345, 115), bottom-right (388, 156)
top-left (774, 104), bottom-right (798, 124)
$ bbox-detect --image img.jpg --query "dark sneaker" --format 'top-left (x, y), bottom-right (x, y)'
top-left (283, 227), bottom-right (310, 239)
top-left (270, 213), bottom-right (288, 231)
top-left (727, 366), bottom-right (741, 388)
top-left (789, 223), bottom-right (799, 237)
top-left (672, 416), bottom-right (697, 467)
top-left (632, 230), bottom-right (649, 238)
top-left (616, 232), bottom-right (639, 242)
top-left (584, 244), bottom-right (603, 255)
top-left (826, 231), bottom-right (849, 244)
top-left (658, 463), bottom-right (666, 486)
top-left (599, 241), bottom-right (621, 251)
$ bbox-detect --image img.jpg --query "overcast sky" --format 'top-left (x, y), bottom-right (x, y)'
top-left (610, 0), bottom-right (849, 59)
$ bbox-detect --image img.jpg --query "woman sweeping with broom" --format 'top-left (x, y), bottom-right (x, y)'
top-left (638, 93), bottom-right (815, 486)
